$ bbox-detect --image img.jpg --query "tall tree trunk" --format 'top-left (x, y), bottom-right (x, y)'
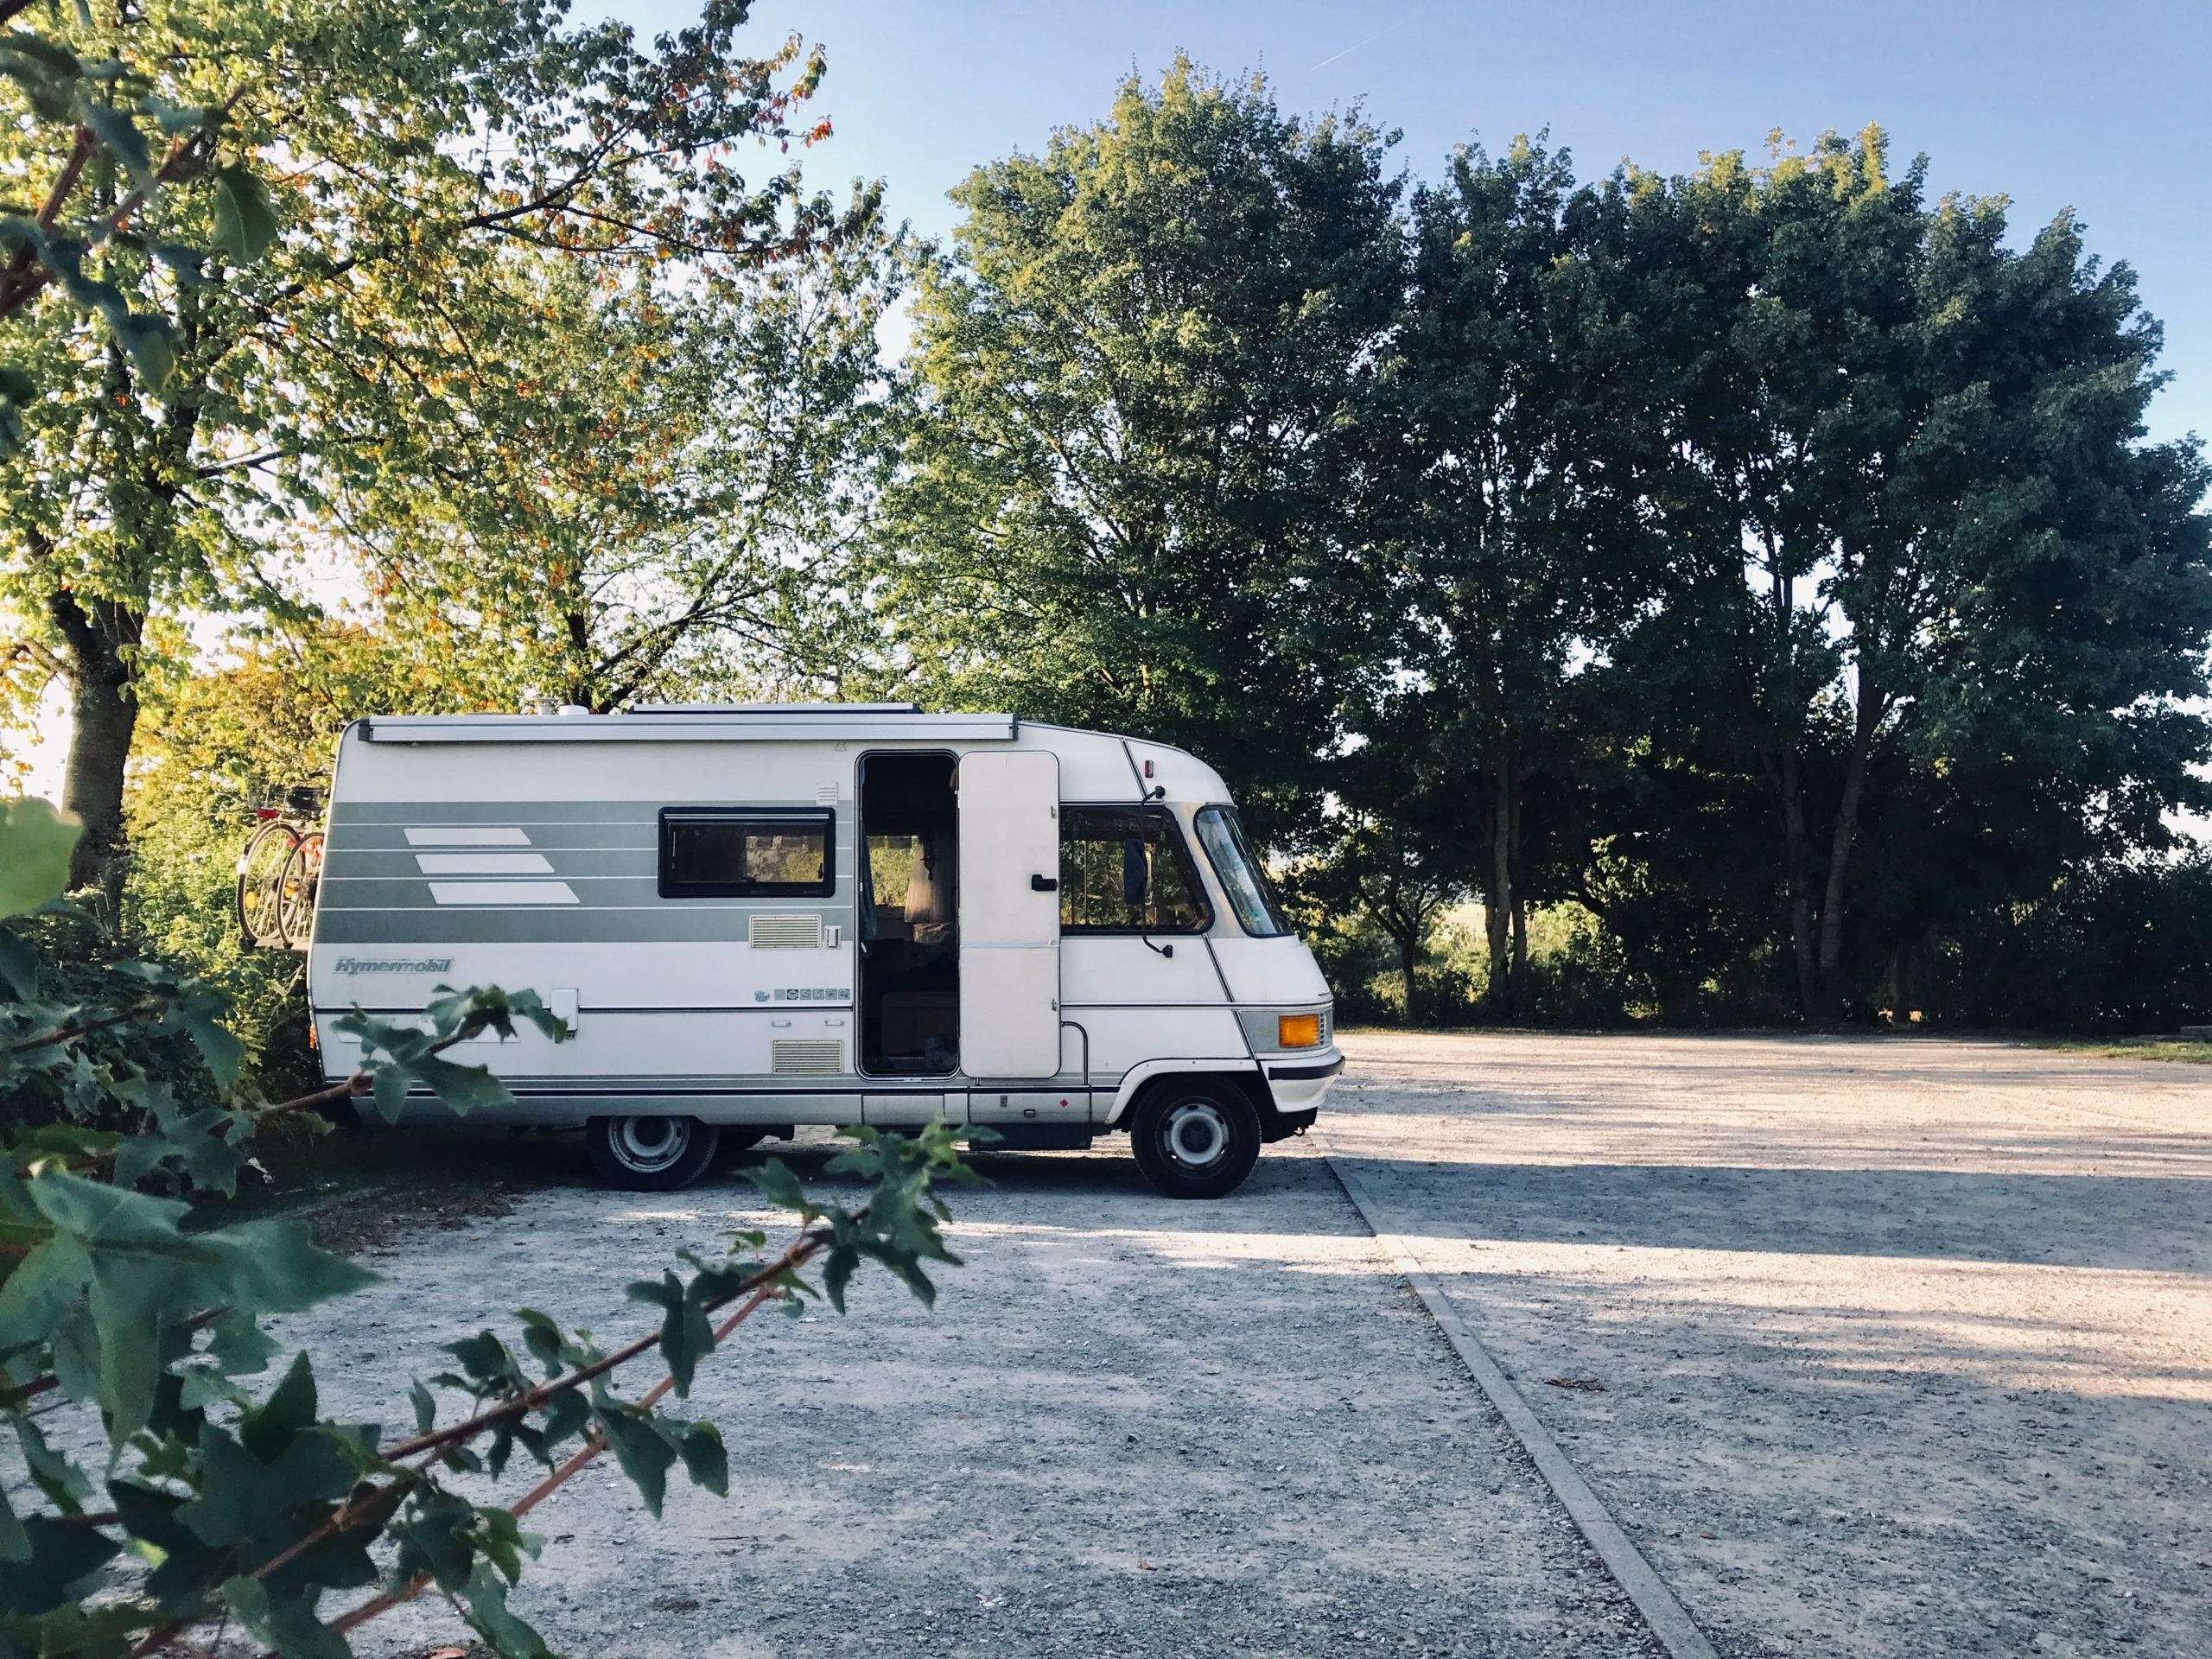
top-left (1777, 745), bottom-right (1817, 1014)
top-left (1511, 893), bottom-right (1528, 992)
top-left (1813, 688), bottom-right (1884, 1018)
top-left (1484, 758), bottom-right (1513, 1017)
top-left (1883, 938), bottom-right (1914, 1021)
top-left (46, 586), bottom-right (143, 906)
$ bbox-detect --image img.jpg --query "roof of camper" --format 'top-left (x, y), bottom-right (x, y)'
top-left (356, 704), bottom-right (1017, 745)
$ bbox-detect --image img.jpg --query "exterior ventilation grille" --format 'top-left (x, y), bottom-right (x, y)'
top-left (749, 912), bottom-right (824, 950)
top-left (770, 1039), bottom-right (845, 1077)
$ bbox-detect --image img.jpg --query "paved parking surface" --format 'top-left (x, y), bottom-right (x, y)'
top-left (323, 1135), bottom-right (1658, 1658)
top-left (1325, 1031), bottom-right (2212, 1659)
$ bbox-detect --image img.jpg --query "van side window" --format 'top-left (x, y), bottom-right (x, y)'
top-left (1059, 806), bottom-right (1211, 934)
top-left (658, 809), bottom-right (834, 899)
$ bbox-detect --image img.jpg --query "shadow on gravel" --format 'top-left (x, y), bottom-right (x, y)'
top-left (1325, 1155), bottom-right (2212, 1272)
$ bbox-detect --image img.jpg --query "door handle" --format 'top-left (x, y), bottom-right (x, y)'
top-left (1030, 874), bottom-right (1058, 892)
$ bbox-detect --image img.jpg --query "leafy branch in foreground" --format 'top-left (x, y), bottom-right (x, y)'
top-left (0, 798), bottom-right (980, 1658)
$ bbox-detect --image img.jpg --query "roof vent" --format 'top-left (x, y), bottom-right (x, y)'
top-left (631, 701), bottom-right (922, 715)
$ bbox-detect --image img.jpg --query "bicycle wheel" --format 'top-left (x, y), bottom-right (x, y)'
top-left (237, 822), bottom-right (300, 947)
top-left (276, 831), bottom-right (324, 949)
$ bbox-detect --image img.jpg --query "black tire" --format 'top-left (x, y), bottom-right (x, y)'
top-left (237, 822), bottom-right (299, 946)
top-left (584, 1116), bottom-right (721, 1192)
top-left (276, 831), bottom-right (323, 949)
top-left (1129, 1081), bottom-right (1262, 1200)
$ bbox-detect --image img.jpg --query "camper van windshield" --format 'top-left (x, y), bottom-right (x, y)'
top-left (1194, 805), bottom-right (1291, 938)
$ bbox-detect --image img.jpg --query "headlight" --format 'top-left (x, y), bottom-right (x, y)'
top-left (1278, 1013), bottom-right (1323, 1049)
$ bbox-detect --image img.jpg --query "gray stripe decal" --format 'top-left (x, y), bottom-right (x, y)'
top-left (312, 908), bottom-right (855, 944)
top-left (323, 851), bottom-right (654, 879)
top-left (330, 826), bottom-right (659, 853)
top-left (329, 800), bottom-right (832, 825)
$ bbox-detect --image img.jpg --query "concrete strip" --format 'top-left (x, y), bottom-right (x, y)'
top-left (1322, 1141), bottom-right (1721, 1659)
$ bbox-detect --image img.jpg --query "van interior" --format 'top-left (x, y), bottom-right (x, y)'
top-left (857, 752), bottom-right (958, 1074)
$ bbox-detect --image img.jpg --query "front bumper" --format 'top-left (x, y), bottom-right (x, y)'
top-left (1260, 1046), bottom-right (1344, 1111)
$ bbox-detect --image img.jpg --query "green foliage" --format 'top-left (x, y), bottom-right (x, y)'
top-left (0, 798), bottom-right (79, 916)
top-left (336, 986), bottom-right (569, 1124)
top-left (886, 71), bottom-right (2210, 1029)
top-left (0, 801), bottom-right (979, 1657)
top-left (3, 0), bottom-right (864, 894)
top-left (879, 57), bottom-right (1405, 838)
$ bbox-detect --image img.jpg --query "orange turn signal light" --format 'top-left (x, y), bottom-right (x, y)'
top-left (1278, 1013), bottom-right (1323, 1049)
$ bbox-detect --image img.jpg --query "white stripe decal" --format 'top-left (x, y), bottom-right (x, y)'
top-left (414, 853), bottom-right (556, 874)
top-left (404, 827), bottom-right (531, 847)
top-left (428, 881), bottom-right (579, 906)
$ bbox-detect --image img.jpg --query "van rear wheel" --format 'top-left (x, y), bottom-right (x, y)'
top-left (1129, 1083), bottom-right (1261, 1200)
top-left (585, 1116), bottom-right (720, 1192)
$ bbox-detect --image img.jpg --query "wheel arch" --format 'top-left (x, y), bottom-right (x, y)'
top-left (1103, 1060), bottom-right (1269, 1129)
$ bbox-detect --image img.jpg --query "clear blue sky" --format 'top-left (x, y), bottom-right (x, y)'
top-left (604, 0), bottom-right (2212, 449)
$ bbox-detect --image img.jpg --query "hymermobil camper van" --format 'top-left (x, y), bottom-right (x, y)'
top-left (302, 704), bottom-right (1342, 1198)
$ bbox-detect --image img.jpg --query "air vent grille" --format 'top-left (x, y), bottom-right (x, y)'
top-left (749, 912), bottom-right (824, 950)
top-left (770, 1039), bottom-right (845, 1077)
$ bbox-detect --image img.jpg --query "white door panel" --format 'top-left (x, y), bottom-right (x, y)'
top-left (1059, 935), bottom-right (1220, 1005)
top-left (958, 751), bottom-right (1062, 1079)
top-left (1079, 1006), bottom-right (1249, 1076)
top-left (1208, 935), bottom-right (1332, 1003)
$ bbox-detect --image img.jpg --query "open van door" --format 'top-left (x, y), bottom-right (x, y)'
top-left (958, 751), bottom-right (1061, 1079)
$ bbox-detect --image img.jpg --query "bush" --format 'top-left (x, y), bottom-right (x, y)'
top-left (2, 798), bottom-right (978, 1659)
top-left (1919, 854), bottom-right (2212, 1033)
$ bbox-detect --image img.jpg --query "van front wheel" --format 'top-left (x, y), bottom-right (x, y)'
top-left (585, 1116), bottom-right (721, 1192)
top-left (1129, 1084), bottom-right (1261, 1200)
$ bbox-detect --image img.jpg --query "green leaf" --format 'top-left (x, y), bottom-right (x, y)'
top-left (0, 927), bottom-right (39, 997)
top-left (411, 1052), bottom-right (512, 1115)
top-left (593, 1402), bottom-right (677, 1517)
top-left (371, 1061), bottom-right (407, 1124)
top-left (745, 1156), bottom-right (810, 1213)
top-left (0, 1516), bottom-right (120, 1618)
top-left (0, 1173), bottom-right (376, 1438)
top-left (220, 1572), bottom-right (351, 1659)
top-left (458, 1558), bottom-right (556, 1659)
top-left (626, 1269), bottom-right (713, 1397)
top-left (410, 1376), bottom-right (436, 1433)
top-left (138, 92), bottom-right (218, 137)
top-left (0, 798), bottom-right (81, 915)
top-left (677, 1420), bottom-right (728, 1497)
top-left (240, 1350), bottom-right (318, 1460)
top-left (113, 309), bottom-right (176, 391)
top-left (213, 164), bottom-right (277, 262)
top-left (77, 99), bottom-right (156, 193)
top-left (0, 1479), bottom-right (27, 1565)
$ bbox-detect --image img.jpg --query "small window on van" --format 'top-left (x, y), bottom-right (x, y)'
top-left (1060, 806), bottom-right (1211, 934)
top-left (659, 809), bottom-right (834, 899)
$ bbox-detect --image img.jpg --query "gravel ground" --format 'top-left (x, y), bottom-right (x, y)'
top-left (289, 1134), bottom-right (1662, 1659)
top-left (23, 1032), bottom-right (2202, 1658)
top-left (1324, 1031), bottom-right (2212, 1659)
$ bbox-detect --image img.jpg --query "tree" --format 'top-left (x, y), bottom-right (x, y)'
top-left (1656, 130), bottom-right (2212, 1016)
top-left (334, 229), bottom-right (906, 715)
top-left (878, 57), bottom-right (1404, 837)
top-left (1376, 137), bottom-right (1669, 1014)
top-left (2, 0), bottom-right (855, 898)
top-left (1300, 802), bottom-right (1466, 1023)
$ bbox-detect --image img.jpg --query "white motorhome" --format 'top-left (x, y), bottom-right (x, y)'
top-left (306, 704), bottom-right (1341, 1198)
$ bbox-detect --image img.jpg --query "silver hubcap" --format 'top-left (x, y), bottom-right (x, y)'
top-left (1163, 1101), bottom-right (1229, 1168)
top-left (608, 1116), bottom-right (690, 1173)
